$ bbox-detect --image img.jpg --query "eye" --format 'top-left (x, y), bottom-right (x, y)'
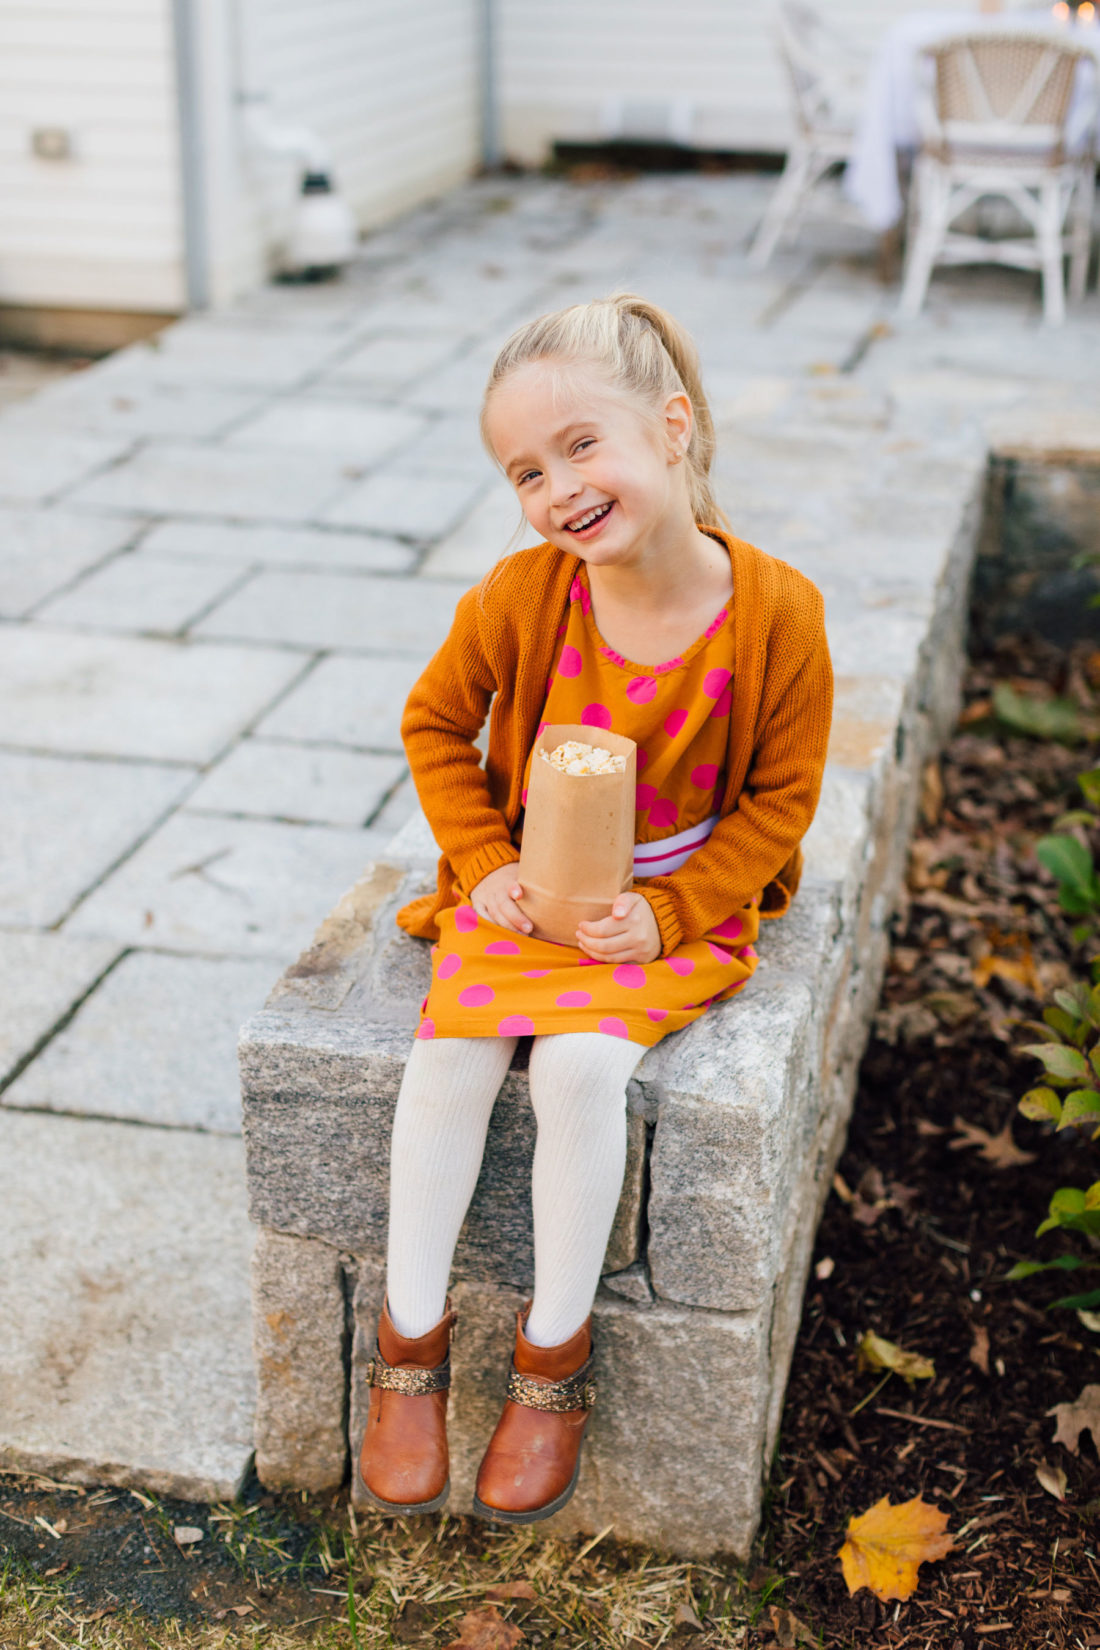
top-left (516, 469), bottom-right (539, 486)
top-left (573, 438), bottom-right (595, 454)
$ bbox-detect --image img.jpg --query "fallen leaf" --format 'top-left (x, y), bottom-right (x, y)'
top-left (1036, 1461), bottom-right (1068, 1500)
top-left (920, 759), bottom-right (944, 827)
top-left (173, 1525), bottom-right (204, 1545)
top-left (858, 1330), bottom-right (935, 1384)
top-left (214, 1605), bottom-right (255, 1620)
top-left (972, 945), bottom-right (1043, 995)
top-left (949, 1116), bottom-right (1036, 1169)
top-left (673, 1601), bottom-right (704, 1632)
top-left (767, 1604), bottom-right (817, 1647)
top-left (484, 1582), bottom-right (536, 1602)
top-left (443, 1606), bottom-right (525, 1650)
top-left (838, 1493), bottom-right (954, 1602)
top-left (969, 1325), bottom-right (991, 1375)
top-left (1048, 1383), bottom-right (1100, 1455)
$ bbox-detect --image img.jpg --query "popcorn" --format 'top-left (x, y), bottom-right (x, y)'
top-left (541, 739), bottom-right (626, 776)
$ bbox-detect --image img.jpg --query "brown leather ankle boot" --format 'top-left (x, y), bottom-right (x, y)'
top-left (357, 1298), bottom-right (457, 1515)
top-left (472, 1306), bottom-right (596, 1524)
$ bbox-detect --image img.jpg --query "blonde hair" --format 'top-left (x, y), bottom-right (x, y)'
top-left (480, 290), bottom-right (731, 538)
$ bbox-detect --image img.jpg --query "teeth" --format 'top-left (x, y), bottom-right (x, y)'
top-left (567, 502), bottom-right (612, 531)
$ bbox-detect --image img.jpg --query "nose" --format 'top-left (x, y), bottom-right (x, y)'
top-left (547, 457), bottom-right (582, 509)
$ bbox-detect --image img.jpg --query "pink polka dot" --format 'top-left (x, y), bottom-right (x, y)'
top-left (613, 963), bottom-right (646, 989)
top-left (416, 1019), bottom-right (435, 1040)
top-left (712, 781), bottom-right (726, 810)
top-left (706, 941), bottom-right (733, 965)
top-left (498, 1014), bottom-right (535, 1036)
top-left (691, 763), bottom-right (719, 789)
top-left (454, 906), bottom-right (478, 933)
top-left (647, 1007), bottom-right (669, 1023)
top-left (569, 576), bottom-right (591, 613)
top-left (556, 990), bottom-right (592, 1008)
top-left (556, 623), bottom-right (567, 637)
top-left (739, 944), bottom-right (758, 961)
top-left (636, 747), bottom-right (648, 771)
top-left (421, 996), bottom-right (428, 1012)
top-left (558, 644), bottom-right (582, 678)
top-left (703, 667), bottom-right (731, 699)
top-left (599, 1016), bottom-right (631, 1039)
top-left (547, 677), bottom-right (554, 695)
top-left (710, 686), bottom-right (732, 719)
top-left (727, 979), bottom-right (748, 996)
top-left (458, 983), bottom-right (495, 1007)
top-left (649, 798), bottom-right (679, 829)
top-left (626, 675), bottom-right (657, 705)
top-left (635, 782), bottom-right (657, 811)
top-left (581, 703), bottom-right (613, 730)
top-left (437, 953), bottom-right (462, 980)
top-left (664, 709), bottom-right (688, 739)
top-left (523, 969), bottom-right (551, 978)
top-left (486, 939), bottom-right (521, 956)
top-left (711, 915), bottom-right (743, 940)
top-left (521, 788), bottom-right (528, 806)
top-left (667, 956), bottom-right (694, 976)
top-left (537, 722), bottom-right (548, 737)
top-left (704, 607), bottom-right (729, 639)
top-left (578, 956), bottom-right (602, 966)
top-left (430, 945), bottom-right (438, 955)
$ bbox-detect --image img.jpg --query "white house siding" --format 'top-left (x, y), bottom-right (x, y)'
top-left (207, 0), bottom-right (484, 304)
top-left (0, 0), bottom-right (185, 312)
top-left (496, 0), bottom-right (977, 165)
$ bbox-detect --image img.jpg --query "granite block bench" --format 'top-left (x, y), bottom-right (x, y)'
top-left (239, 470), bottom-right (984, 1557)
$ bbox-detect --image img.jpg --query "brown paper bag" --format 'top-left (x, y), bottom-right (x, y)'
top-left (516, 723), bottom-right (637, 945)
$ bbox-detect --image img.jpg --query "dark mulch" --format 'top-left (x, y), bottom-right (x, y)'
top-left (753, 634), bottom-right (1100, 1648)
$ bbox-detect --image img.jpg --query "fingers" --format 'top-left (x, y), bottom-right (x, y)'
top-left (472, 892), bottom-right (531, 934)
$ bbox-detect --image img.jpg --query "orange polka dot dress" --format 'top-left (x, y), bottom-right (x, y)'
top-left (418, 559), bottom-right (761, 1048)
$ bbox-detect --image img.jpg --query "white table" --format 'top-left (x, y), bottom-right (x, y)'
top-left (844, 7), bottom-right (1100, 230)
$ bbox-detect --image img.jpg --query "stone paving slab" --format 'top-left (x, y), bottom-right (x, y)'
top-left (66, 812), bottom-right (390, 958)
top-left (0, 429), bottom-right (134, 505)
top-left (142, 518), bottom-right (416, 575)
top-left (65, 440), bottom-right (359, 524)
top-left (4, 951), bottom-right (275, 1133)
top-left (420, 480), bottom-right (542, 581)
top-left (320, 468), bottom-right (489, 541)
top-left (0, 627), bottom-right (305, 763)
top-left (194, 568), bottom-right (463, 656)
top-left (36, 552), bottom-right (247, 636)
top-left (225, 396), bottom-right (430, 461)
top-left (253, 654), bottom-right (429, 751)
top-left (0, 751), bottom-right (192, 927)
top-left (319, 331), bottom-right (471, 394)
top-left (111, 324), bottom-right (351, 390)
top-left (0, 1109), bottom-right (255, 1500)
top-left (8, 363), bottom-right (268, 442)
top-left (0, 931), bottom-right (121, 1086)
top-left (0, 507), bottom-right (140, 618)
top-left (186, 738), bottom-right (406, 827)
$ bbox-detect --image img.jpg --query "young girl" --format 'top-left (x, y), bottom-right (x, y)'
top-left (358, 292), bottom-right (832, 1524)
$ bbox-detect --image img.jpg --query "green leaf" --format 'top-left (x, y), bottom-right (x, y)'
top-left (1021, 1042), bottom-right (1090, 1081)
top-left (1053, 987), bottom-right (1088, 1019)
top-left (1006, 1255), bottom-right (1089, 1279)
top-left (1043, 1005), bottom-right (1083, 1043)
top-left (1092, 1045), bottom-right (1100, 1080)
top-left (994, 683), bottom-right (1082, 743)
top-left (1051, 1287), bottom-right (1100, 1311)
top-left (1037, 835), bottom-right (1099, 914)
top-left (1018, 1086), bottom-right (1063, 1124)
top-left (1060, 1091), bottom-right (1100, 1128)
top-left (1078, 767), bottom-right (1100, 807)
top-left (1054, 810), bottom-right (1098, 831)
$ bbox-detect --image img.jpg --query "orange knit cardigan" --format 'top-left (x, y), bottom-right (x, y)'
top-left (396, 527), bottom-right (833, 958)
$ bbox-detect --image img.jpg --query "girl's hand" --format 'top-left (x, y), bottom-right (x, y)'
top-left (469, 865), bottom-right (533, 935)
top-left (576, 892), bottom-right (661, 964)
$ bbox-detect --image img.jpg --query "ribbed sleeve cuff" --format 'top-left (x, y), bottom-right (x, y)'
top-left (638, 886), bottom-right (684, 958)
top-left (453, 837), bottom-right (522, 898)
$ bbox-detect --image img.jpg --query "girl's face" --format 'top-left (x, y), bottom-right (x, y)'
top-left (484, 360), bottom-right (692, 565)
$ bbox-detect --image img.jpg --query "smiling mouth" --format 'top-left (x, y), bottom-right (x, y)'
top-left (564, 501), bottom-right (614, 532)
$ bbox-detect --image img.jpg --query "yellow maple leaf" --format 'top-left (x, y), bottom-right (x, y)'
top-left (839, 1494), bottom-right (954, 1602)
top-left (857, 1330), bottom-right (935, 1384)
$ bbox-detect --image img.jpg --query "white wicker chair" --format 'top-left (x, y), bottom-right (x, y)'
top-left (898, 31), bottom-right (1099, 324)
top-left (748, 1), bottom-right (868, 268)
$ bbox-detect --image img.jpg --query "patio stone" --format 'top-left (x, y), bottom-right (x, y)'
top-left (321, 331), bottom-right (471, 393)
top-left (35, 552), bottom-right (246, 635)
top-left (254, 654), bottom-right (429, 751)
top-left (117, 323), bottom-right (347, 389)
top-left (227, 397), bottom-right (429, 460)
top-left (186, 739), bottom-right (406, 827)
top-left (194, 570), bottom-right (462, 656)
top-left (0, 1109), bottom-right (255, 1500)
top-left (66, 441), bottom-right (355, 523)
top-left (13, 366), bottom-right (266, 441)
top-left (0, 751), bottom-right (191, 927)
top-left (3, 951), bottom-right (275, 1133)
top-left (142, 518), bottom-right (415, 574)
top-left (67, 813), bottom-right (390, 959)
top-left (0, 508), bottom-right (139, 618)
top-left (0, 430), bottom-right (133, 505)
top-left (419, 482), bottom-right (542, 581)
top-left (0, 931), bottom-right (120, 1086)
top-left (0, 627), bottom-right (304, 762)
top-left (321, 469), bottom-right (488, 541)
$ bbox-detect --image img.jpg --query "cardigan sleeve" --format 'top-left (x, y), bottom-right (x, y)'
top-left (400, 582), bottom-right (521, 896)
top-left (638, 609), bottom-right (833, 956)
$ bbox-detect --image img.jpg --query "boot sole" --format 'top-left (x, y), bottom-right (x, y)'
top-left (470, 1453), bottom-right (582, 1525)
top-left (356, 1463), bottom-right (450, 1517)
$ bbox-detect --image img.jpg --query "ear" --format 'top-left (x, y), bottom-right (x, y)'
top-left (662, 390), bottom-right (693, 461)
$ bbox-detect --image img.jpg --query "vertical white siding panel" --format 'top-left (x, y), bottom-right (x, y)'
top-left (497, 0), bottom-right (977, 163)
top-left (0, 1), bottom-right (186, 311)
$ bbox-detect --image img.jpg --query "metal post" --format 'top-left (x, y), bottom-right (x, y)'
top-left (480, 0), bottom-right (500, 171)
top-left (171, 0), bottom-right (209, 309)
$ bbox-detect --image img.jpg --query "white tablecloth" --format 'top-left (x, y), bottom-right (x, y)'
top-left (843, 8), bottom-right (1100, 231)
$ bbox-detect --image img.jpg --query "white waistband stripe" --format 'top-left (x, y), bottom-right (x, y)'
top-left (633, 813), bottom-right (719, 877)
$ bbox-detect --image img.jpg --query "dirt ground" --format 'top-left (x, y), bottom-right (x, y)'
top-left (2, 634), bottom-right (1099, 1648)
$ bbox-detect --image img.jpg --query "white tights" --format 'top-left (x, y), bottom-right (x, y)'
top-left (385, 1032), bottom-right (647, 1347)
